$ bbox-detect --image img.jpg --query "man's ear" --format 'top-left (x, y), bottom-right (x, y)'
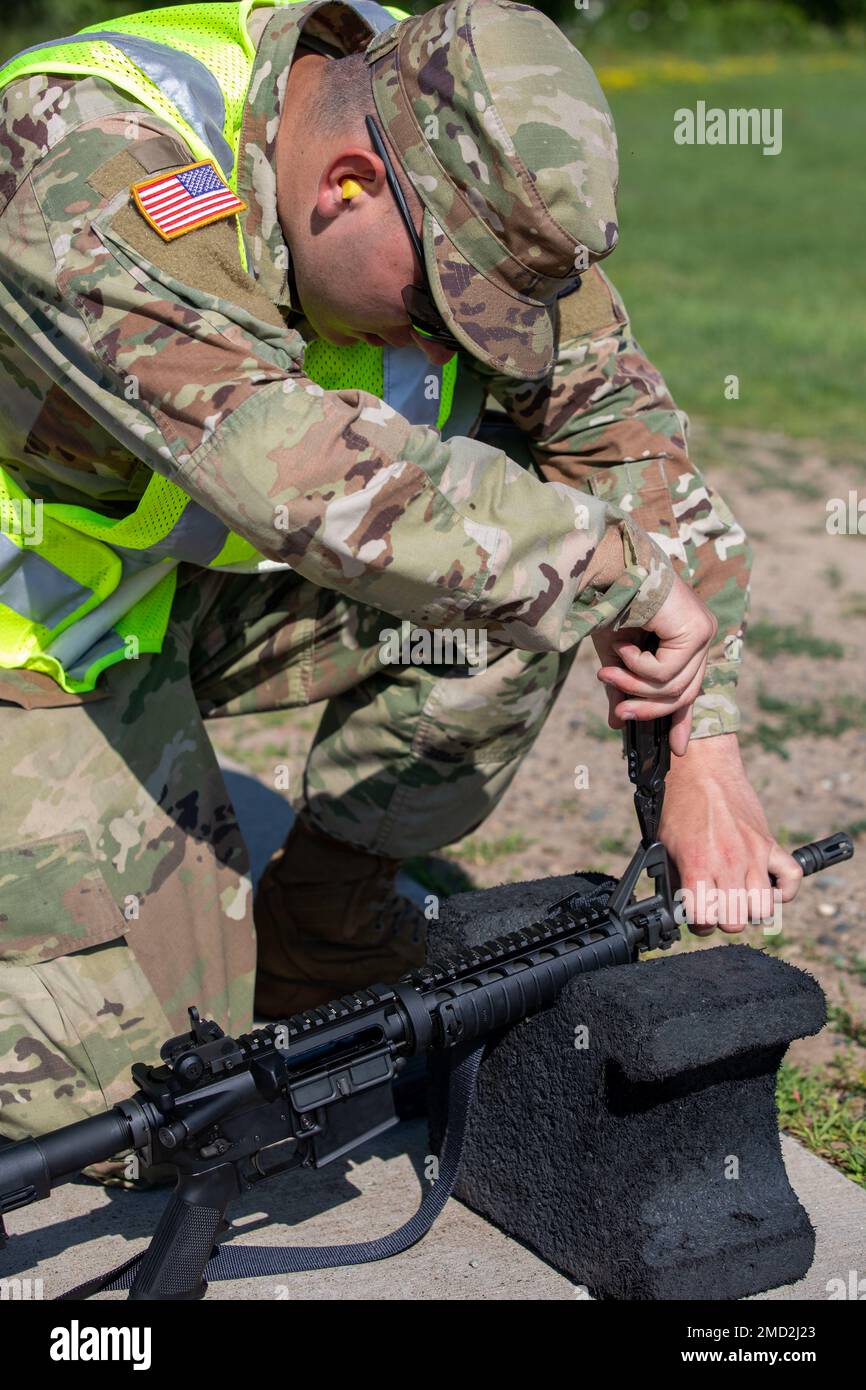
top-left (317, 150), bottom-right (385, 219)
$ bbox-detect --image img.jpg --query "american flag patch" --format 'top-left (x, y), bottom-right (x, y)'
top-left (131, 160), bottom-right (247, 240)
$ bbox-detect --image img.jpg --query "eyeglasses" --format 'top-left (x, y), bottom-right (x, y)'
top-left (365, 114), bottom-right (460, 352)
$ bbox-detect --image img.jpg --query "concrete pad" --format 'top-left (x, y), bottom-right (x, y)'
top-left (3, 1123), bottom-right (863, 1301)
top-left (749, 1138), bottom-right (866, 1300)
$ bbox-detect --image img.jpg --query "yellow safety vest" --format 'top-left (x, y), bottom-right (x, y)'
top-left (0, 0), bottom-right (459, 692)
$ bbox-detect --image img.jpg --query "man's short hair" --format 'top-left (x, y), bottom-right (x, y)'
top-left (308, 51), bottom-right (378, 141)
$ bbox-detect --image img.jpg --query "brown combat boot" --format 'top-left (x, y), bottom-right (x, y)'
top-left (253, 813), bottom-right (427, 1017)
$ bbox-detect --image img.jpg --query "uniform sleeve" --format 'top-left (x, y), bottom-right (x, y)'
top-left (469, 266), bottom-right (753, 737)
top-left (0, 120), bottom-right (675, 657)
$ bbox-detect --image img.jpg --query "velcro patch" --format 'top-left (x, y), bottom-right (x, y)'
top-left (556, 265), bottom-right (624, 343)
top-left (131, 159), bottom-right (246, 241)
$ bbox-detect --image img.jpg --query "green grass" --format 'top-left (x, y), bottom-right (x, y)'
top-left (584, 713), bottom-right (621, 742)
top-left (828, 1004), bottom-right (866, 1048)
top-left (444, 832), bottom-right (534, 867)
top-left (744, 689), bottom-right (866, 756)
top-left (602, 59), bottom-right (866, 450)
top-left (598, 833), bottom-right (631, 855)
top-left (777, 1055), bottom-right (866, 1188)
top-left (403, 854), bottom-right (477, 899)
top-left (572, 4), bottom-right (851, 61)
top-left (822, 564), bottom-right (845, 591)
top-left (746, 621), bottom-right (845, 660)
top-left (774, 823), bottom-right (819, 847)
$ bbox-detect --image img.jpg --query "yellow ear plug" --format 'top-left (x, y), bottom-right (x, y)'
top-left (341, 178), bottom-right (364, 200)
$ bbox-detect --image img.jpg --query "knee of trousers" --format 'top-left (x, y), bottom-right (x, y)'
top-left (0, 944), bottom-right (174, 1143)
top-left (303, 646), bottom-right (575, 859)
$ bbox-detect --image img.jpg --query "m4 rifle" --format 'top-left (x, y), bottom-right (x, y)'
top-left (0, 717), bottom-right (853, 1299)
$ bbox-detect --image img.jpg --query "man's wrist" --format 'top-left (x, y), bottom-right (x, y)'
top-left (668, 730), bottom-right (743, 782)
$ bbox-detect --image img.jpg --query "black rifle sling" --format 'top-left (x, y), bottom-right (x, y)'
top-left (56, 1040), bottom-right (484, 1298)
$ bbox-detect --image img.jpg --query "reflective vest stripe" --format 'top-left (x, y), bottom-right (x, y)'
top-left (83, 32), bottom-right (236, 177)
top-left (0, 533), bottom-right (93, 631)
top-left (45, 559), bottom-right (178, 668)
top-left (384, 345), bottom-right (440, 430)
top-left (112, 499), bottom-right (233, 566)
top-left (66, 631), bottom-right (127, 682)
top-left (10, 31), bottom-right (236, 177)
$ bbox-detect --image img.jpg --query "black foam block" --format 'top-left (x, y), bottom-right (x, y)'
top-left (429, 874), bottom-right (826, 1300)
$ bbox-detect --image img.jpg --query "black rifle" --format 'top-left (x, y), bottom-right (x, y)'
top-left (0, 717), bottom-right (854, 1300)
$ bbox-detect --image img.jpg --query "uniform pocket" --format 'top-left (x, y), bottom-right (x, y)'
top-left (586, 458), bottom-right (686, 566)
top-left (0, 831), bottom-right (125, 965)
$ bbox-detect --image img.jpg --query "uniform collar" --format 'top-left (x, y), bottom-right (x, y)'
top-left (236, 1), bottom-right (377, 316)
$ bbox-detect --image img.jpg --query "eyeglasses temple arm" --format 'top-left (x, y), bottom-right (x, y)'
top-left (365, 115), bottom-right (426, 268)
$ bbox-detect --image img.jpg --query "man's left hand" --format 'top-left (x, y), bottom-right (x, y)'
top-left (658, 733), bottom-right (803, 934)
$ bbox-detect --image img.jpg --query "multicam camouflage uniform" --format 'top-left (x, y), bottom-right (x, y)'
top-left (0, 0), bottom-right (750, 1140)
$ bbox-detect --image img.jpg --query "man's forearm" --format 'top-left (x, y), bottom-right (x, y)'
top-left (183, 395), bottom-right (676, 651)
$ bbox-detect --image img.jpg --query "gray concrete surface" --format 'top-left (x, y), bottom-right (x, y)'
top-left (3, 1124), bottom-right (864, 1301)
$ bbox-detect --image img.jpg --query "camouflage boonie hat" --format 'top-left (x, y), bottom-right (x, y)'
top-left (364, 0), bottom-right (619, 380)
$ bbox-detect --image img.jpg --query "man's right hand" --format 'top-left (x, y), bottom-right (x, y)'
top-left (592, 575), bottom-right (718, 755)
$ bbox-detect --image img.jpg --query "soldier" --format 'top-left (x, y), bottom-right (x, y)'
top-left (0, 0), bottom-right (801, 1157)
